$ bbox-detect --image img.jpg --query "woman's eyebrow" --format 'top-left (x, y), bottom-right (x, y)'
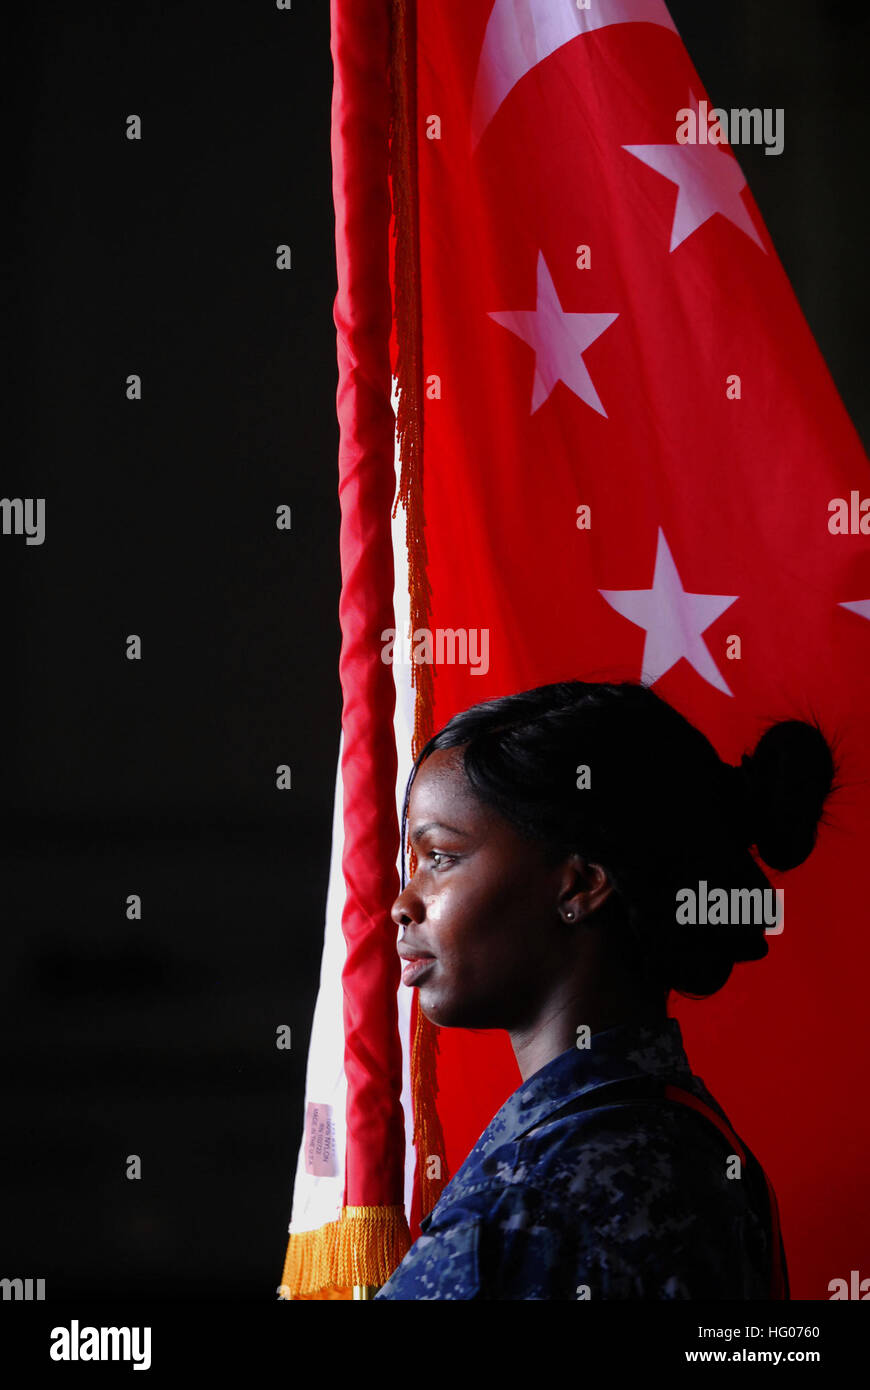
top-left (409, 820), bottom-right (470, 844)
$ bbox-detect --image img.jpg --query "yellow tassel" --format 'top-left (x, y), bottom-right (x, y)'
top-left (278, 1205), bottom-right (412, 1300)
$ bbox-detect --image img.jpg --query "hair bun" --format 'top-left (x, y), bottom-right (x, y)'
top-left (737, 720), bottom-right (836, 871)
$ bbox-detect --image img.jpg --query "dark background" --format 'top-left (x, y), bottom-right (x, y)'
top-left (2, 1), bottom-right (866, 1299)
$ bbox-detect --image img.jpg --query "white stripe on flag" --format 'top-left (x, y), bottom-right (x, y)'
top-left (287, 735), bottom-right (348, 1234)
top-left (287, 378), bottom-right (417, 1241)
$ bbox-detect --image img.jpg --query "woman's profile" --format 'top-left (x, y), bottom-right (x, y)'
top-left (374, 679), bottom-right (837, 1301)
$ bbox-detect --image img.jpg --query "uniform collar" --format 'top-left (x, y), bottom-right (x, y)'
top-left (467, 1014), bottom-right (693, 1166)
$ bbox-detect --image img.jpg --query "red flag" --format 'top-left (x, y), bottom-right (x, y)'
top-left (405, 0), bottom-right (870, 1298)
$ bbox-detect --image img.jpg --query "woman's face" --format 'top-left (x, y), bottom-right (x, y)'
top-left (391, 745), bottom-right (574, 1030)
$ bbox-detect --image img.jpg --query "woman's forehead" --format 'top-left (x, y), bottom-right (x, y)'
top-left (409, 748), bottom-right (470, 809)
top-left (407, 747), bottom-right (509, 836)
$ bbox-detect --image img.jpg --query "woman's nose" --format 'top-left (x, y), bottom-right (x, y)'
top-left (391, 885), bottom-right (421, 930)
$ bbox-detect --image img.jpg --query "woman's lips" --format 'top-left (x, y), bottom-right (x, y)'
top-left (400, 956), bottom-right (435, 987)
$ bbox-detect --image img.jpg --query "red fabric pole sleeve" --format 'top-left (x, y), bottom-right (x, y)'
top-left (330, 0), bottom-right (405, 1209)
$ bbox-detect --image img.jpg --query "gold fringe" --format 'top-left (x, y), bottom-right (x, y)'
top-left (389, 0), bottom-right (434, 753)
top-left (390, 0), bottom-right (450, 1220)
top-left (278, 1206), bottom-right (412, 1300)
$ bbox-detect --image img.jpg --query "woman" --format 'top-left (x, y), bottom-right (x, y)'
top-left (374, 679), bottom-right (836, 1300)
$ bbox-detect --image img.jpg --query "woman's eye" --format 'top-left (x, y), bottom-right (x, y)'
top-left (429, 851), bottom-right (455, 868)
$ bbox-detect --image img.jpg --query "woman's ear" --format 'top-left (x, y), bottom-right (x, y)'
top-left (557, 853), bottom-right (614, 922)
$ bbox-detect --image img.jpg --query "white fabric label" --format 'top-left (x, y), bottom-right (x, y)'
top-left (304, 1102), bottom-right (339, 1177)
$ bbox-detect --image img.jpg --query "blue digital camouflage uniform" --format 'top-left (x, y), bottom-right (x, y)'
top-left (374, 1016), bottom-right (785, 1300)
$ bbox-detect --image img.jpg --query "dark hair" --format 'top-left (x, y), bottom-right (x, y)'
top-left (399, 680), bottom-right (839, 999)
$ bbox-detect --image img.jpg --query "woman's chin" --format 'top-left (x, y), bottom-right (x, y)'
top-left (418, 989), bottom-right (461, 1028)
top-left (417, 991), bottom-right (447, 1026)
top-left (419, 990), bottom-right (497, 1031)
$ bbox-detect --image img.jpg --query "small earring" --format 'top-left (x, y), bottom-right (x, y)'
top-left (564, 910), bottom-right (574, 920)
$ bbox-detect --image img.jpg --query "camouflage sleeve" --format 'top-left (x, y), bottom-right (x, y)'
top-left (373, 1218), bottom-right (484, 1300)
top-left (373, 1183), bottom-right (583, 1300)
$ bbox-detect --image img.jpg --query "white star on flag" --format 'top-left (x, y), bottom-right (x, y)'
top-left (623, 117), bottom-right (766, 253)
top-left (840, 599), bottom-right (870, 621)
top-left (599, 528), bottom-right (739, 695)
top-left (488, 251), bottom-right (619, 416)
